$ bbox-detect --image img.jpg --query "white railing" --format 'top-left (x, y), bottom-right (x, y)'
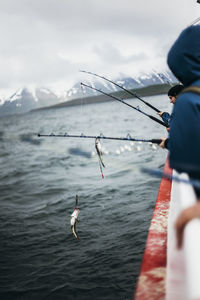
top-left (166, 171), bottom-right (200, 300)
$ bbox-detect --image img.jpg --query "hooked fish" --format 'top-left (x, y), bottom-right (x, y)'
top-left (70, 195), bottom-right (80, 240)
top-left (95, 137), bottom-right (105, 167)
top-left (95, 138), bottom-right (105, 178)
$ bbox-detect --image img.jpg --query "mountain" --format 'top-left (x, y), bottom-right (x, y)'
top-left (0, 70), bottom-right (178, 116)
top-left (0, 87), bottom-right (61, 116)
top-left (65, 70), bottom-right (178, 101)
top-left (64, 77), bottom-right (141, 100)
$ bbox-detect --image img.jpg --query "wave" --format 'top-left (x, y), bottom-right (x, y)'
top-left (19, 133), bottom-right (42, 145)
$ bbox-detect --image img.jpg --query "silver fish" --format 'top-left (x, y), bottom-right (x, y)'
top-left (95, 138), bottom-right (105, 168)
top-left (70, 195), bottom-right (80, 239)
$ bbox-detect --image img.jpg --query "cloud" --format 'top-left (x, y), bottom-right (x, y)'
top-left (0, 0), bottom-right (199, 97)
top-left (94, 43), bottom-right (148, 65)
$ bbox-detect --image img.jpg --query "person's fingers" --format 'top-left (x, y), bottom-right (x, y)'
top-left (175, 211), bottom-right (189, 249)
top-left (159, 138), bottom-right (166, 149)
top-left (176, 222), bottom-right (184, 249)
top-left (175, 203), bottom-right (200, 249)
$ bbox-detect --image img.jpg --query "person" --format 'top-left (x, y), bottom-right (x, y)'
top-left (157, 84), bottom-right (184, 127)
top-left (175, 201), bottom-right (200, 248)
top-left (161, 25), bottom-right (200, 248)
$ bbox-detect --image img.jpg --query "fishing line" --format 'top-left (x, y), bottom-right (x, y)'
top-left (91, 141), bottom-right (158, 160)
top-left (80, 70), bottom-right (162, 113)
top-left (37, 135), bottom-right (199, 188)
top-left (37, 133), bottom-right (164, 179)
top-left (38, 132), bottom-right (162, 178)
top-left (80, 82), bottom-right (84, 116)
top-left (80, 82), bottom-right (168, 128)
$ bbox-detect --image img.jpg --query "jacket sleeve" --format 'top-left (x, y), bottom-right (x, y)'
top-left (161, 112), bottom-right (171, 127)
top-left (164, 138), bottom-right (169, 149)
top-left (169, 92), bottom-right (200, 174)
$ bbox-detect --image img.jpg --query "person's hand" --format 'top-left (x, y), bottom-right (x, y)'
top-left (159, 137), bottom-right (167, 149)
top-left (175, 201), bottom-right (200, 249)
top-left (157, 111), bottom-right (163, 117)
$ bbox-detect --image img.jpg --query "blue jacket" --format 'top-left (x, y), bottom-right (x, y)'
top-left (161, 112), bottom-right (171, 127)
top-left (167, 25), bottom-right (200, 176)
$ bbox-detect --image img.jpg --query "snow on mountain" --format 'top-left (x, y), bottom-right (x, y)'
top-left (0, 87), bottom-right (61, 116)
top-left (64, 78), bottom-right (117, 100)
top-left (65, 70), bottom-right (177, 101)
top-left (64, 76), bottom-right (142, 102)
top-left (0, 70), bottom-right (178, 116)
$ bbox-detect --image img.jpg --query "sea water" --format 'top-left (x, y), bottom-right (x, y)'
top-left (0, 94), bottom-right (170, 300)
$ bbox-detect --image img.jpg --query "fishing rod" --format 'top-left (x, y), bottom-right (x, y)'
top-left (80, 82), bottom-right (168, 128)
top-left (80, 70), bottom-right (161, 113)
top-left (141, 167), bottom-right (200, 189)
top-left (38, 133), bottom-right (162, 144)
top-left (187, 16), bottom-right (200, 27)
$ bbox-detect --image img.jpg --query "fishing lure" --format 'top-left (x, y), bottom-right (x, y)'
top-left (95, 137), bottom-right (105, 178)
top-left (70, 195), bottom-right (80, 240)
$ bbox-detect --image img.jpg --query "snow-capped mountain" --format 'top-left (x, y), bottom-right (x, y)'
top-left (65, 70), bottom-right (178, 101)
top-left (0, 70), bottom-right (178, 116)
top-left (0, 87), bottom-right (61, 116)
top-left (64, 77), bottom-right (142, 100)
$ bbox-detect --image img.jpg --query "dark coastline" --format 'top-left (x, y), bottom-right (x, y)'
top-left (32, 83), bottom-right (172, 112)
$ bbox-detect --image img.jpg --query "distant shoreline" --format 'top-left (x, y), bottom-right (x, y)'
top-left (32, 83), bottom-right (172, 112)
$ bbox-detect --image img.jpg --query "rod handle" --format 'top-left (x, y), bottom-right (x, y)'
top-left (149, 115), bottom-right (169, 128)
top-left (150, 139), bottom-right (162, 144)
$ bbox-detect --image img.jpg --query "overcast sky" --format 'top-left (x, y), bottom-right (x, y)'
top-left (0, 0), bottom-right (199, 98)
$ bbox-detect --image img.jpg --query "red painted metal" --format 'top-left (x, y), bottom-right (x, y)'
top-left (134, 158), bottom-right (172, 300)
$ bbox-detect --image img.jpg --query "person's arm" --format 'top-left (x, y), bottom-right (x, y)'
top-left (175, 201), bottom-right (200, 248)
top-left (157, 112), bottom-right (171, 127)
